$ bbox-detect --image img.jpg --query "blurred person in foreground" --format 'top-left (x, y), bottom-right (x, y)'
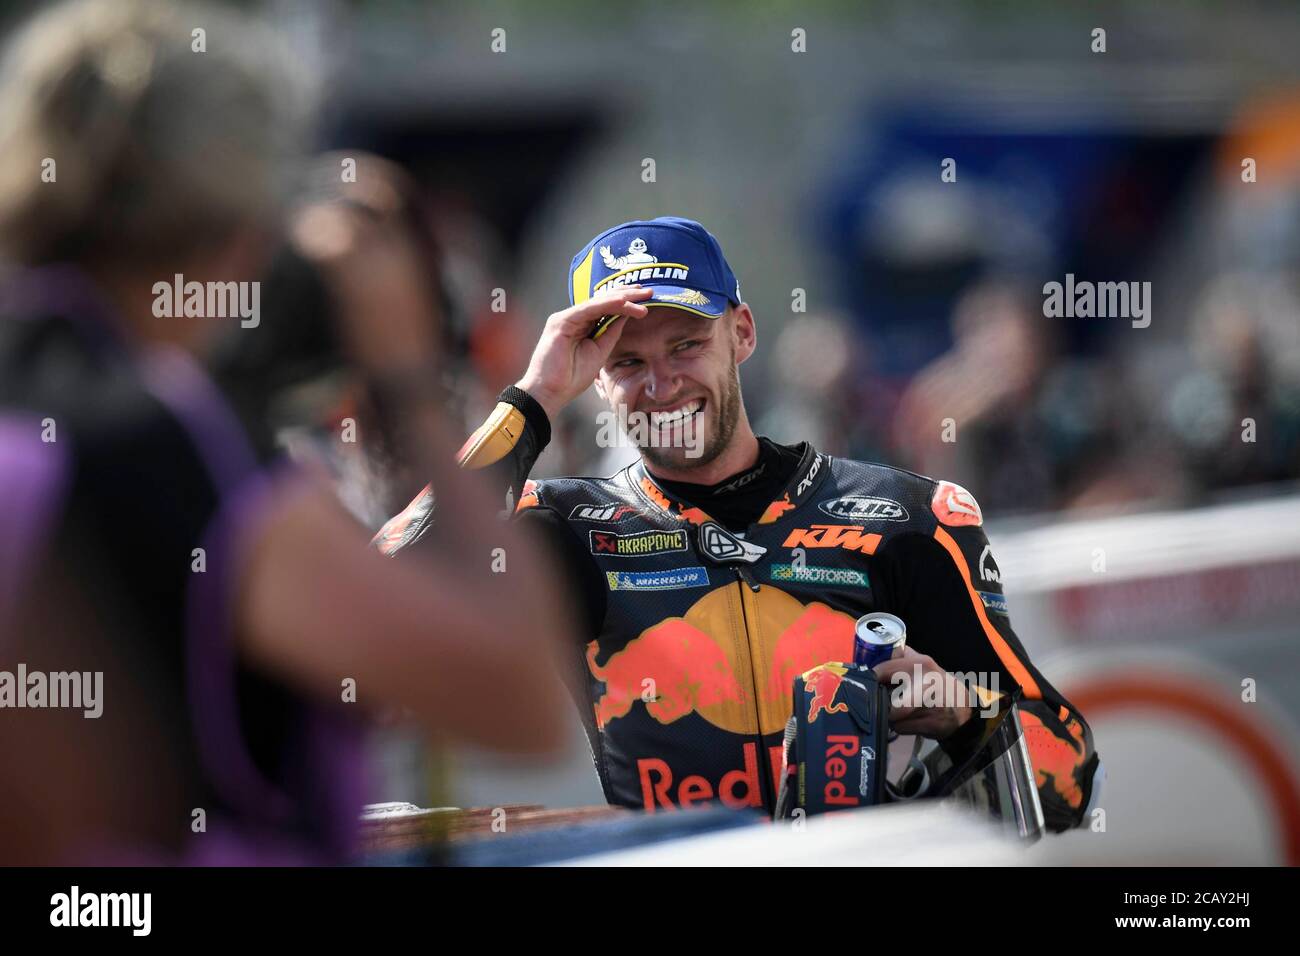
top-left (212, 152), bottom-right (452, 532)
top-left (377, 217), bottom-right (1101, 831)
top-left (0, 0), bottom-right (570, 865)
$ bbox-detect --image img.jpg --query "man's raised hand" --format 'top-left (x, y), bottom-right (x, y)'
top-left (515, 286), bottom-right (655, 421)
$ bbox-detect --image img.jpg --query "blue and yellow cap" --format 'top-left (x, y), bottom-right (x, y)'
top-left (569, 216), bottom-right (742, 324)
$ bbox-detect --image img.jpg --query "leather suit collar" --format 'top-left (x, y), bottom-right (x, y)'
top-left (627, 441), bottom-right (829, 531)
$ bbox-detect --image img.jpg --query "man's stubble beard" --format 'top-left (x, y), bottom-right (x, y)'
top-left (638, 359), bottom-right (743, 473)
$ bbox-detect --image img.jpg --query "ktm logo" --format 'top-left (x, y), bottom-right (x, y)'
top-left (781, 524), bottom-right (882, 554)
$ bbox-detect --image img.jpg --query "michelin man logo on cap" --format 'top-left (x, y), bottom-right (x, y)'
top-left (570, 216), bottom-right (742, 320)
top-left (600, 238), bottom-right (657, 269)
top-left (594, 237), bottom-right (691, 295)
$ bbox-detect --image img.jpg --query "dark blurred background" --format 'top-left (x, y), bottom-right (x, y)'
top-left (19, 0), bottom-right (1285, 522)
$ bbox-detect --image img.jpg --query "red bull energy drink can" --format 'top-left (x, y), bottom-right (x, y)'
top-left (853, 612), bottom-right (907, 668)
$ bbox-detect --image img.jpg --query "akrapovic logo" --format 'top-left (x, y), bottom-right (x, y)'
top-left (817, 496), bottom-right (909, 523)
top-left (590, 529), bottom-right (687, 557)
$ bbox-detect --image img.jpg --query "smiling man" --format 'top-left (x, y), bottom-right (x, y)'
top-left (376, 216), bottom-right (1101, 830)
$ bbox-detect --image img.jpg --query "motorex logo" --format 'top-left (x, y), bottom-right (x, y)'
top-left (770, 564), bottom-right (869, 589)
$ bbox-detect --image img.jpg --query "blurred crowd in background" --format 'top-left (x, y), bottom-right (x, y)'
top-left (33, 0), bottom-right (1285, 530)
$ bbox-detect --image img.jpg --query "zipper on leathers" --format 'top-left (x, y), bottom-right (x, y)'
top-left (733, 567), bottom-right (773, 811)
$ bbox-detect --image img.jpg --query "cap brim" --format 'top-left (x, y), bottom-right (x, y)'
top-left (643, 284), bottom-right (727, 319)
top-left (588, 285), bottom-right (727, 339)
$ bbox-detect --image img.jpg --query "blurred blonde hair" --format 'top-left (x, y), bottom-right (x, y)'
top-left (0, 0), bottom-right (312, 267)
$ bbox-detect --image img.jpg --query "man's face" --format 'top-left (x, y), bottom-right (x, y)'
top-left (596, 304), bottom-right (754, 472)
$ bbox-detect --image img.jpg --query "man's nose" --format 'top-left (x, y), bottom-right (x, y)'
top-left (643, 360), bottom-right (680, 403)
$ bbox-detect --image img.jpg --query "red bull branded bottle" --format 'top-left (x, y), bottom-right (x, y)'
top-left (853, 612), bottom-right (907, 669)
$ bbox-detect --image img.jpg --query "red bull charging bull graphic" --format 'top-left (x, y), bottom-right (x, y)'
top-left (586, 586), bottom-right (856, 736)
top-left (585, 585), bottom-right (858, 811)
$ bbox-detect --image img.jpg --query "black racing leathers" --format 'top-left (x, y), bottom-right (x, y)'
top-left (375, 388), bottom-right (1101, 831)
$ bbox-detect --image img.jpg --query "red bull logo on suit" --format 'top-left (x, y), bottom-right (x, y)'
top-left (585, 585), bottom-right (859, 810)
top-left (586, 585), bottom-right (856, 736)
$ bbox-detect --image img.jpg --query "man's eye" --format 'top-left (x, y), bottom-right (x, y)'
top-left (614, 358), bottom-right (641, 369)
top-left (674, 340), bottom-right (700, 352)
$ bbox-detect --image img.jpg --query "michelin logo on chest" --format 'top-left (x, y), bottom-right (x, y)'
top-left (606, 567), bottom-right (710, 592)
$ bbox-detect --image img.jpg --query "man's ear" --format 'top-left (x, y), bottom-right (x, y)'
top-left (732, 304), bottom-right (757, 365)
